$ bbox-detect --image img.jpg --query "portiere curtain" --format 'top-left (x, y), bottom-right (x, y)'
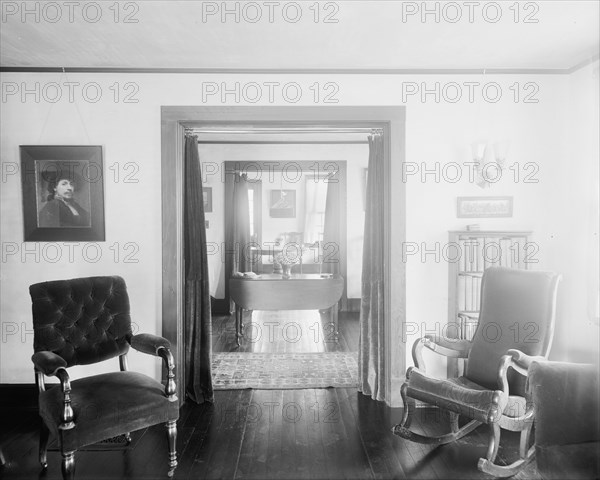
top-left (232, 173), bottom-right (252, 274)
top-left (359, 133), bottom-right (385, 402)
top-left (322, 173), bottom-right (340, 275)
top-left (183, 135), bottom-right (213, 404)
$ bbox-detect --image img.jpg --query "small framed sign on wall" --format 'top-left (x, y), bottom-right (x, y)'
top-left (457, 196), bottom-right (513, 218)
top-left (20, 145), bottom-right (105, 241)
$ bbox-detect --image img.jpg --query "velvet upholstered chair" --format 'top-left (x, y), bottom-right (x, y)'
top-left (528, 360), bottom-right (600, 480)
top-left (29, 276), bottom-right (179, 479)
top-left (393, 267), bottom-right (561, 477)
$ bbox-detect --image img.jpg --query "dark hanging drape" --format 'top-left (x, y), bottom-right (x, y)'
top-left (232, 173), bottom-right (252, 274)
top-left (359, 133), bottom-right (386, 401)
top-left (183, 135), bottom-right (213, 404)
top-left (322, 173), bottom-right (340, 275)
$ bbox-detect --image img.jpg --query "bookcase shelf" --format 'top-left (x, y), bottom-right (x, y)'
top-left (447, 230), bottom-right (532, 375)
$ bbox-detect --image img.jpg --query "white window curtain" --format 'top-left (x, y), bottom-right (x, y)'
top-left (303, 175), bottom-right (328, 245)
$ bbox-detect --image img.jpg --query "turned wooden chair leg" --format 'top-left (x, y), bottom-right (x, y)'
top-left (166, 420), bottom-right (178, 478)
top-left (61, 450), bottom-right (75, 480)
top-left (39, 422), bottom-right (50, 468)
top-left (235, 306), bottom-right (241, 346)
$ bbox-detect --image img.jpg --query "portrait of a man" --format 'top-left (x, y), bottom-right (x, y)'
top-left (37, 163), bottom-right (91, 228)
top-left (21, 145), bottom-right (104, 241)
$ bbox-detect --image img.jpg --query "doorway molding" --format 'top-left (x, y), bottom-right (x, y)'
top-left (161, 106), bottom-right (406, 406)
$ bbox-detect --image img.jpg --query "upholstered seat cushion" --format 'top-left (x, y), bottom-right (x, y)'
top-left (406, 368), bottom-right (524, 424)
top-left (39, 371), bottom-right (179, 452)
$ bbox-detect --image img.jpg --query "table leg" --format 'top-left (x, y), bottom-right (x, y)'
top-left (235, 306), bottom-right (242, 346)
top-left (241, 310), bottom-right (247, 332)
top-left (330, 305), bottom-right (339, 343)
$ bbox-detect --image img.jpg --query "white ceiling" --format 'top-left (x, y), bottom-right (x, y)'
top-left (1, 0), bottom-right (598, 70)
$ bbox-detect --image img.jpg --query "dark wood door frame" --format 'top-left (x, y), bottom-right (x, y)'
top-left (161, 106), bottom-right (406, 406)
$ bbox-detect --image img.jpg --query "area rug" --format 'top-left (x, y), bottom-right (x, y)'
top-left (212, 351), bottom-right (359, 389)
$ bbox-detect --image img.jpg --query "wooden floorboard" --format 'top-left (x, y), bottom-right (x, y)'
top-left (1, 392), bottom-right (543, 480)
top-left (212, 310), bottom-right (359, 353)
top-left (2, 311), bottom-right (543, 480)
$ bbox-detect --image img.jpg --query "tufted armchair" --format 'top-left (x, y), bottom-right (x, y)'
top-left (393, 267), bottom-right (561, 477)
top-left (29, 276), bottom-right (179, 479)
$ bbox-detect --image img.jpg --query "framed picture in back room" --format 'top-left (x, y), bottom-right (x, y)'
top-left (270, 189), bottom-right (296, 218)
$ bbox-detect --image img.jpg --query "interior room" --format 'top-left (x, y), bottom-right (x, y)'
top-left (0, 1), bottom-right (598, 479)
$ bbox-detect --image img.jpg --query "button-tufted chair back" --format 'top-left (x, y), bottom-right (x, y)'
top-left (30, 276), bottom-right (132, 367)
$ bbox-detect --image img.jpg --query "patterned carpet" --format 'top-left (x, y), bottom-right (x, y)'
top-left (212, 351), bottom-right (359, 389)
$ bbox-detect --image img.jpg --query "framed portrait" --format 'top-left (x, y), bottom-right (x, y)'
top-left (203, 187), bottom-right (213, 213)
top-left (457, 196), bottom-right (513, 218)
top-left (270, 189), bottom-right (296, 218)
top-left (20, 146), bottom-right (105, 241)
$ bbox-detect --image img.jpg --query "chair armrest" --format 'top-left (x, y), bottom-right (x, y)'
top-left (506, 349), bottom-right (546, 376)
top-left (129, 333), bottom-right (171, 356)
top-left (412, 335), bottom-right (473, 371)
top-left (32, 351), bottom-right (67, 376)
top-left (497, 349), bottom-right (543, 401)
top-left (31, 353), bottom-right (75, 430)
top-left (129, 334), bottom-right (177, 401)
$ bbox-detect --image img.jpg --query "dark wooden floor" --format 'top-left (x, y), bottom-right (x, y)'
top-left (211, 310), bottom-right (360, 353)
top-left (0, 389), bottom-right (540, 480)
top-left (0, 311), bottom-right (540, 479)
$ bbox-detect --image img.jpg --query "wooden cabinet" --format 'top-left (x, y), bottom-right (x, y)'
top-left (448, 230), bottom-right (533, 341)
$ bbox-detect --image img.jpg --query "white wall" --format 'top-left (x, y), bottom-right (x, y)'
top-left (552, 61), bottom-right (600, 363)
top-left (1, 70), bottom-right (598, 385)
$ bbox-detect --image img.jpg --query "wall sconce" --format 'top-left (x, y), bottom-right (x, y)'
top-left (471, 141), bottom-right (509, 188)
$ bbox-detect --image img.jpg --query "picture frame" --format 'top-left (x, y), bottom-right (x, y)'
top-left (270, 189), bottom-right (296, 218)
top-left (203, 187), bottom-right (213, 213)
top-left (457, 196), bottom-right (513, 218)
top-left (20, 145), bottom-right (105, 241)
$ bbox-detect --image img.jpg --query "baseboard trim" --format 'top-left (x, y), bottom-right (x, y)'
top-left (346, 298), bottom-right (361, 312)
top-left (211, 297), bottom-right (230, 315)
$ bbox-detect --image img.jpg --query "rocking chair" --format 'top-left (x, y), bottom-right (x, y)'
top-left (392, 267), bottom-right (561, 477)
